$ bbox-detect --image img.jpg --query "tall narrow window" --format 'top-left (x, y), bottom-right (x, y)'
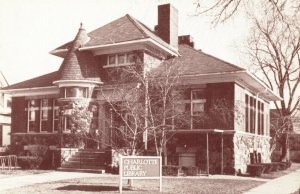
top-left (261, 103), bottom-right (264, 135)
top-left (40, 99), bottom-right (50, 132)
top-left (257, 101), bottom-right (261, 135)
top-left (53, 99), bottom-right (59, 132)
top-left (245, 94), bottom-right (266, 135)
top-left (250, 97), bottom-right (254, 133)
top-left (91, 104), bottom-right (99, 130)
top-left (245, 95), bottom-right (249, 132)
top-left (191, 89), bottom-right (206, 129)
top-left (28, 99), bottom-right (40, 132)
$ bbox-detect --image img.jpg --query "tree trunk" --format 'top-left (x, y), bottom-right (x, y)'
top-left (279, 132), bottom-right (290, 162)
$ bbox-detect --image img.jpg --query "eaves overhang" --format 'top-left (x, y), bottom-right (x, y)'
top-left (177, 70), bottom-right (282, 102)
top-left (0, 86), bottom-right (59, 97)
top-left (50, 38), bottom-right (179, 58)
top-left (53, 80), bottom-right (103, 87)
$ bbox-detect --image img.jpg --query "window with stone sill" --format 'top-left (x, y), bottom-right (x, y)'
top-left (26, 98), bottom-right (59, 133)
top-left (173, 88), bottom-right (206, 130)
top-left (245, 94), bottom-right (265, 135)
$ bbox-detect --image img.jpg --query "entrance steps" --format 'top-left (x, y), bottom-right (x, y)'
top-left (57, 149), bottom-right (109, 173)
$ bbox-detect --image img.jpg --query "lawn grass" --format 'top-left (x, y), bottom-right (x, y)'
top-left (1, 163), bottom-right (299, 194)
top-left (2, 176), bottom-right (264, 194)
top-left (0, 169), bottom-right (53, 179)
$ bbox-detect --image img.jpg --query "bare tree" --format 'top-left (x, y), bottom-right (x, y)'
top-left (194, 0), bottom-right (300, 25)
top-left (247, 3), bottom-right (300, 161)
top-left (89, 56), bottom-right (189, 162)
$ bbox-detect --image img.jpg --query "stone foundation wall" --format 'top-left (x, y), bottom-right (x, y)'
top-left (233, 133), bottom-right (271, 173)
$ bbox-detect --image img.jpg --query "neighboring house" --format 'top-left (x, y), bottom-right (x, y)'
top-left (270, 108), bottom-right (300, 134)
top-left (1, 4), bottom-right (281, 174)
top-left (292, 108), bottom-right (300, 134)
top-left (0, 71), bottom-right (11, 146)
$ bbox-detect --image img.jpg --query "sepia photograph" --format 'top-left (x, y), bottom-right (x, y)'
top-left (0, 0), bottom-right (299, 193)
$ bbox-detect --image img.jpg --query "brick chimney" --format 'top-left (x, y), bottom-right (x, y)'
top-left (156, 4), bottom-right (178, 49)
top-left (178, 35), bottom-right (194, 48)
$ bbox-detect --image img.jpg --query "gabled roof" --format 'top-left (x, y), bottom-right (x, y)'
top-left (51, 14), bottom-right (178, 56)
top-left (2, 71), bottom-right (59, 90)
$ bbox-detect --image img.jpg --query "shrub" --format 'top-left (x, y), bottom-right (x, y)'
top-left (278, 162), bottom-right (287, 170)
top-left (270, 162), bottom-right (280, 172)
top-left (186, 166), bottom-right (198, 176)
top-left (17, 156), bottom-right (44, 169)
top-left (162, 165), bottom-right (179, 176)
top-left (247, 164), bottom-right (265, 177)
top-left (261, 163), bottom-right (272, 173)
top-left (286, 161), bottom-right (292, 168)
top-left (105, 164), bottom-right (119, 174)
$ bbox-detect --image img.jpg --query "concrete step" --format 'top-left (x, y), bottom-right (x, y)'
top-left (57, 167), bottom-right (105, 174)
top-left (72, 155), bottom-right (106, 159)
top-left (61, 163), bottom-right (106, 169)
top-left (62, 161), bottom-right (105, 167)
top-left (68, 158), bottom-right (106, 162)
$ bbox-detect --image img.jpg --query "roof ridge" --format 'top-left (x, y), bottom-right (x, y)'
top-left (125, 14), bottom-right (149, 38)
top-left (180, 44), bottom-right (245, 71)
top-left (0, 71), bottom-right (9, 87)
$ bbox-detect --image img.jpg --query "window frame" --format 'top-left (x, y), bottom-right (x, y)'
top-left (26, 98), bottom-right (58, 133)
top-left (104, 53), bottom-right (137, 68)
top-left (244, 92), bottom-right (266, 135)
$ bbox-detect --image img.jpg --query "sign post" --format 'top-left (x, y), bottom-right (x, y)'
top-left (119, 156), bottom-right (162, 193)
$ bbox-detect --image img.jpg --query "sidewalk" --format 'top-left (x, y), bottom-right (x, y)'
top-left (0, 171), bottom-right (107, 191)
top-left (244, 169), bottom-right (300, 194)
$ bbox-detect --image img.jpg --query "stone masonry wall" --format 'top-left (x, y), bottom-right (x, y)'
top-left (233, 133), bottom-right (271, 173)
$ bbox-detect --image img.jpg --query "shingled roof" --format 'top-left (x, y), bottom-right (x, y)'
top-left (56, 23), bottom-right (102, 82)
top-left (151, 44), bottom-right (244, 77)
top-left (2, 71), bottom-right (59, 90)
top-left (52, 14), bottom-right (177, 54)
top-left (3, 45), bottom-right (244, 90)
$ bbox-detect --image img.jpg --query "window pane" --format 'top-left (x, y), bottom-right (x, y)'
top-left (30, 100), bottom-right (39, 108)
top-left (127, 54), bottom-right (136, 63)
top-left (66, 87), bottom-right (87, 98)
top-left (108, 55), bottom-right (116, 65)
top-left (42, 110), bottom-right (48, 120)
top-left (118, 54), bottom-right (125, 64)
top-left (192, 90), bottom-right (205, 100)
top-left (192, 102), bottom-right (204, 115)
top-left (41, 99), bottom-right (48, 107)
top-left (66, 87), bottom-right (76, 97)
top-left (175, 103), bottom-right (186, 113)
top-left (29, 121), bottom-right (37, 132)
top-left (29, 111), bottom-right (36, 121)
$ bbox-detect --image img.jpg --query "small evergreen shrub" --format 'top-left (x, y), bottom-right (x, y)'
top-left (186, 166), bottom-right (198, 176)
top-left (261, 163), bottom-right (272, 173)
top-left (247, 164), bottom-right (265, 177)
top-left (17, 156), bottom-right (43, 169)
top-left (162, 165), bottom-right (179, 176)
top-left (270, 162), bottom-right (280, 172)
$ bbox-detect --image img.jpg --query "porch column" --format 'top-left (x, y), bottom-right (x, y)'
top-left (98, 103), bottom-right (106, 149)
top-left (221, 133), bottom-right (224, 175)
top-left (206, 132), bottom-right (209, 175)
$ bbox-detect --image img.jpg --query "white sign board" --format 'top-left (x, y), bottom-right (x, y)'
top-left (119, 156), bottom-right (162, 193)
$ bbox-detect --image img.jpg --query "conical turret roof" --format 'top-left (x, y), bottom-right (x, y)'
top-left (57, 23), bottom-right (102, 82)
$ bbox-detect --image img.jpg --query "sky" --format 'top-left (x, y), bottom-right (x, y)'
top-left (0, 0), bottom-right (251, 85)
